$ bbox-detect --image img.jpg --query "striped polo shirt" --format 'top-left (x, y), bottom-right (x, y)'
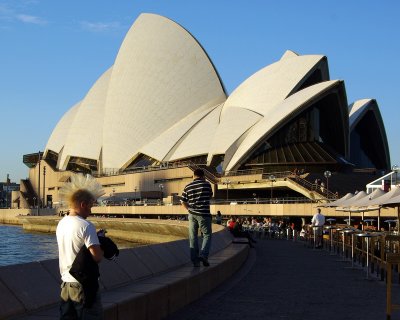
top-left (181, 178), bottom-right (213, 216)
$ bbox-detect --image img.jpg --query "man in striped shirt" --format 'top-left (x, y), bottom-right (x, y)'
top-left (181, 168), bottom-right (213, 267)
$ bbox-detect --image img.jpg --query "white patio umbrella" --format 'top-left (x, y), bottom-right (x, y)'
top-left (378, 191), bottom-right (400, 232)
top-left (367, 186), bottom-right (400, 208)
top-left (381, 193), bottom-right (400, 207)
top-left (319, 192), bottom-right (354, 208)
top-left (336, 191), bottom-right (367, 225)
top-left (366, 186), bottom-right (400, 232)
top-left (346, 188), bottom-right (386, 230)
top-left (348, 188), bottom-right (386, 210)
top-left (336, 191), bottom-right (368, 210)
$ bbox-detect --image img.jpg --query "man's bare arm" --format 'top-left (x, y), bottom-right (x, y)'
top-left (88, 244), bottom-right (103, 263)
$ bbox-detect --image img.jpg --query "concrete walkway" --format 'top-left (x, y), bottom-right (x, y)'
top-left (168, 238), bottom-right (399, 320)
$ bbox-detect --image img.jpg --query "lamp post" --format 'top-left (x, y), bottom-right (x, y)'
top-left (43, 166), bottom-right (46, 208)
top-left (324, 170), bottom-right (332, 198)
top-left (159, 184), bottom-right (164, 204)
top-left (37, 151), bottom-right (41, 215)
top-left (268, 174), bottom-right (276, 201)
top-left (393, 164), bottom-right (399, 186)
top-left (134, 186), bottom-right (137, 204)
top-left (224, 179), bottom-right (231, 201)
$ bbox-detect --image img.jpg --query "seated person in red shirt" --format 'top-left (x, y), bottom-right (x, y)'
top-left (229, 217), bottom-right (256, 247)
top-left (228, 217), bottom-right (236, 231)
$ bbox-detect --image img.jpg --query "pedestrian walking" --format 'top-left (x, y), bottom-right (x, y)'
top-left (181, 169), bottom-right (213, 267)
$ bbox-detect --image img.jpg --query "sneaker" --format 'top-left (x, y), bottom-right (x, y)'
top-left (199, 257), bottom-right (210, 267)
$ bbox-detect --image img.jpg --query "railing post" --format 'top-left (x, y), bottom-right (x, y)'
top-left (387, 260), bottom-right (392, 320)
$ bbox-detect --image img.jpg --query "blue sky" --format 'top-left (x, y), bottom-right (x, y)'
top-left (1, 0), bottom-right (399, 182)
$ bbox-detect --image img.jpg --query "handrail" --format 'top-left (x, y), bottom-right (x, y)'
top-left (287, 175), bottom-right (337, 200)
top-left (261, 171), bottom-right (293, 180)
top-left (94, 161), bottom-right (218, 178)
top-left (93, 163), bottom-right (337, 200)
top-left (186, 162), bottom-right (220, 184)
top-left (225, 168), bottom-right (264, 176)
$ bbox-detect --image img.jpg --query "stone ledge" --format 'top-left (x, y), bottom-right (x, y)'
top-left (10, 243), bottom-right (249, 320)
top-left (2, 224), bottom-right (249, 320)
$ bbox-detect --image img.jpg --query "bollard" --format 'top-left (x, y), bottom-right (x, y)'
top-left (386, 253), bottom-right (400, 320)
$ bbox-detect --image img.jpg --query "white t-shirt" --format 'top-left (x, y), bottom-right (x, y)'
top-left (56, 215), bottom-right (100, 283)
top-left (311, 212), bottom-right (326, 227)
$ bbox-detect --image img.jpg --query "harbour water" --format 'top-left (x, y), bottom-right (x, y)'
top-left (0, 224), bottom-right (58, 266)
top-left (0, 224), bottom-right (140, 267)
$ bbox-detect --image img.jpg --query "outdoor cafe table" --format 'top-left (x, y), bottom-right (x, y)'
top-left (343, 228), bottom-right (359, 268)
top-left (324, 225), bottom-right (336, 254)
top-left (355, 232), bottom-right (383, 280)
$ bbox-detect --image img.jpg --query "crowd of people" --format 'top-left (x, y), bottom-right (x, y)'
top-left (220, 215), bottom-right (305, 243)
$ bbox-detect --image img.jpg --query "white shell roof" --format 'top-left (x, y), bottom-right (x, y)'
top-left (207, 107), bottom-right (262, 161)
top-left (44, 13), bottom-right (387, 176)
top-left (58, 67), bottom-right (112, 170)
top-left (167, 104), bottom-right (222, 161)
top-left (280, 50), bottom-right (299, 60)
top-left (207, 53), bottom-right (328, 165)
top-left (349, 99), bottom-right (375, 130)
top-left (45, 101), bottom-right (80, 156)
top-left (222, 54), bottom-right (327, 116)
top-left (139, 103), bottom-right (221, 161)
top-left (348, 98), bottom-right (390, 168)
top-left (224, 80), bottom-right (343, 171)
top-left (101, 13), bottom-right (226, 169)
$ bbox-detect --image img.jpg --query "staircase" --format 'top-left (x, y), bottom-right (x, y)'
top-left (20, 179), bottom-right (38, 207)
top-left (304, 172), bottom-right (380, 197)
top-left (286, 175), bottom-right (335, 200)
top-left (187, 162), bottom-right (221, 184)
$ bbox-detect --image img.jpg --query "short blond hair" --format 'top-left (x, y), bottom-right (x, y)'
top-left (68, 189), bottom-right (95, 209)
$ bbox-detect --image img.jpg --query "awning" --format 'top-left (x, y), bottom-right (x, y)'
top-left (368, 186), bottom-right (400, 207)
top-left (320, 192), bottom-right (354, 208)
top-left (346, 189), bottom-right (386, 212)
top-left (335, 191), bottom-right (367, 211)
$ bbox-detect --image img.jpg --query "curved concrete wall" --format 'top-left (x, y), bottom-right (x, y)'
top-left (0, 208), bottom-right (55, 225)
top-left (2, 204), bottom-right (399, 228)
top-left (0, 222), bottom-right (248, 320)
top-left (18, 216), bottom-right (195, 243)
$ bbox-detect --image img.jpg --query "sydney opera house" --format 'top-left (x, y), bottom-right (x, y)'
top-left (17, 13), bottom-right (391, 211)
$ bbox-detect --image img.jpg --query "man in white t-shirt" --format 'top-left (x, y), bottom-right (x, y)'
top-left (57, 175), bottom-right (104, 319)
top-left (311, 208), bottom-right (325, 248)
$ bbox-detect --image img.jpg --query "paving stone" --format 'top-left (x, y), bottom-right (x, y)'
top-left (168, 239), bottom-right (400, 320)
